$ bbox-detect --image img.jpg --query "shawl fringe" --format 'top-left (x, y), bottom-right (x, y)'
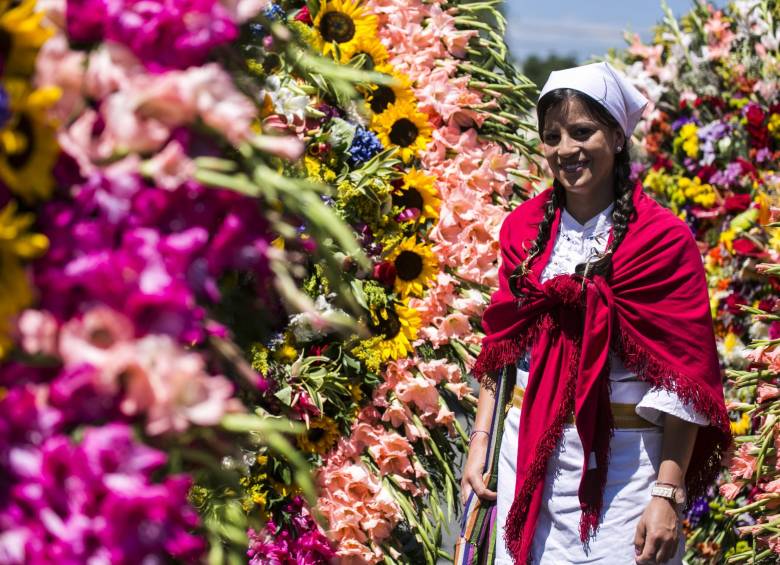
top-left (615, 327), bottom-right (732, 502)
top-left (472, 314), bottom-right (555, 390)
top-left (504, 339), bottom-right (580, 563)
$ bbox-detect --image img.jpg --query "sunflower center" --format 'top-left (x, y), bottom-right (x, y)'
top-left (369, 309), bottom-right (402, 339)
top-left (389, 119), bottom-right (418, 147)
top-left (320, 11), bottom-right (356, 43)
top-left (394, 251), bottom-right (423, 281)
top-left (7, 114), bottom-right (35, 170)
top-left (393, 187), bottom-right (424, 211)
top-left (308, 427), bottom-right (326, 443)
top-left (369, 85), bottom-right (395, 113)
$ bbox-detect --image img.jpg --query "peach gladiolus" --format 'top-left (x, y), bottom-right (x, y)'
top-left (729, 443), bottom-right (757, 479)
top-left (719, 481), bottom-right (744, 500)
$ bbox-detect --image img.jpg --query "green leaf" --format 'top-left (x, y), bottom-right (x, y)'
top-left (328, 117), bottom-right (358, 153)
top-left (275, 386), bottom-right (293, 406)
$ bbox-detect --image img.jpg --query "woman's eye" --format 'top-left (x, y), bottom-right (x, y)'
top-left (543, 133), bottom-right (559, 144)
top-left (573, 128), bottom-right (593, 138)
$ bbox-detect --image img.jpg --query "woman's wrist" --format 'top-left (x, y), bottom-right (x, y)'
top-left (469, 430), bottom-right (490, 444)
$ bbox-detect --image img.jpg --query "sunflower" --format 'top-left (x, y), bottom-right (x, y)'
top-left (364, 63), bottom-right (415, 114)
top-left (339, 33), bottom-right (388, 67)
top-left (371, 99), bottom-right (432, 163)
top-left (297, 416), bottom-right (341, 455)
top-left (368, 300), bottom-right (420, 362)
top-left (0, 199), bottom-right (49, 357)
top-left (0, 81), bottom-right (59, 202)
top-left (312, 0), bottom-right (378, 60)
top-left (386, 237), bottom-right (437, 298)
top-left (394, 168), bottom-right (440, 222)
top-left (0, 0), bottom-right (53, 78)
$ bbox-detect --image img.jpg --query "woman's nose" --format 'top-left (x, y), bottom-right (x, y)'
top-left (557, 134), bottom-right (579, 157)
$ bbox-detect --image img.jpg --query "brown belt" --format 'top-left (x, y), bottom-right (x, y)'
top-left (510, 385), bottom-right (657, 429)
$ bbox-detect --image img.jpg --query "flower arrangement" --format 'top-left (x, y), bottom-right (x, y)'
top-left (612, 1), bottom-right (780, 562)
top-left (0, 0), bottom-right (539, 563)
top-left (242, 0), bottom-right (540, 561)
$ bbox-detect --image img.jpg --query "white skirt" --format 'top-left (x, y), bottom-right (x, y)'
top-left (495, 405), bottom-right (685, 564)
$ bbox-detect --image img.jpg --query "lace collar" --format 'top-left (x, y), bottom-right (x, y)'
top-left (560, 202), bottom-right (614, 239)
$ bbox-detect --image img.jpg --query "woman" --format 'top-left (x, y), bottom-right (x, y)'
top-left (455, 62), bottom-right (730, 565)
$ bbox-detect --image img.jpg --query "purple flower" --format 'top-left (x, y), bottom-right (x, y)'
top-left (34, 177), bottom-right (274, 342)
top-left (0, 84), bottom-right (10, 130)
top-left (686, 495), bottom-right (709, 527)
top-left (104, 0), bottom-right (238, 71)
top-left (709, 161), bottom-right (744, 189)
top-left (66, 0), bottom-right (238, 69)
top-left (247, 496), bottom-right (334, 564)
top-left (0, 422), bottom-right (205, 564)
top-left (671, 115), bottom-right (697, 131)
top-left (66, 0), bottom-right (107, 42)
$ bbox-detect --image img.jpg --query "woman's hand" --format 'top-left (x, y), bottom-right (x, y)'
top-left (460, 433), bottom-right (497, 506)
top-left (634, 497), bottom-right (681, 564)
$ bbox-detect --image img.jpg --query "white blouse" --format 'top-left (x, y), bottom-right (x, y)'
top-left (516, 202), bottom-right (709, 426)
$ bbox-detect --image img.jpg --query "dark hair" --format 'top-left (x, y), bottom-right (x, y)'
top-left (509, 88), bottom-right (635, 297)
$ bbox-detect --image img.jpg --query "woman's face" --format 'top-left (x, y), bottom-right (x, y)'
top-left (540, 97), bottom-right (624, 200)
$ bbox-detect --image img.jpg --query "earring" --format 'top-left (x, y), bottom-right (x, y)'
top-left (616, 145), bottom-right (622, 152)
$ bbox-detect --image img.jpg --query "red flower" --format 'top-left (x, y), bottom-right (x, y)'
top-left (372, 261), bottom-right (396, 287)
top-left (696, 164), bottom-right (718, 183)
top-left (731, 238), bottom-right (766, 258)
top-left (723, 194), bottom-right (752, 213)
top-left (724, 292), bottom-right (748, 314)
top-left (744, 104), bottom-right (770, 149)
top-left (294, 6), bottom-right (312, 24)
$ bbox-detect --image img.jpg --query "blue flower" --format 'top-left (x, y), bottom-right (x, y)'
top-left (346, 127), bottom-right (383, 167)
top-left (264, 3), bottom-right (285, 20)
top-left (0, 85), bottom-right (10, 131)
top-left (686, 496), bottom-right (709, 527)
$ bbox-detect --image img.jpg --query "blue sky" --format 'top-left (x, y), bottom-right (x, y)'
top-left (504, 0), bottom-right (710, 62)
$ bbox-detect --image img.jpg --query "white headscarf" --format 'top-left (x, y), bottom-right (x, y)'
top-left (538, 61), bottom-right (649, 138)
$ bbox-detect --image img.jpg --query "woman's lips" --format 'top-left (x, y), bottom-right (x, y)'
top-left (560, 160), bottom-right (590, 174)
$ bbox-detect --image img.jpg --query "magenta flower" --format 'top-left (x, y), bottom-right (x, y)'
top-left (0, 422), bottom-right (205, 564)
top-left (66, 0), bottom-right (238, 70)
top-left (247, 496), bottom-right (336, 564)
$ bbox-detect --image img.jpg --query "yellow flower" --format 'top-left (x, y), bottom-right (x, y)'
top-left (768, 114), bottom-right (780, 139)
top-left (678, 176), bottom-right (717, 208)
top-left (297, 416), bottom-right (341, 455)
top-left (720, 228), bottom-right (736, 253)
top-left (364, 64), bottom-right (416, 114)
top-left (723, 332), bottom-right (738, 354)
top-left (367, 300), bottom-right (420, 363)
top-left (755, 191), bottom-right (771, 225)
top-left (0, 82), bottom-right (60, 201)
top-left (730, 412), bottom-right (750, 436)
top-left (0, 199), bottom-right (49, 357)
top-left (0, 0), bottom-right (53, 78)
top-left (349, 382), bottom-right (363, 403)
top-left (304, 155), bottom-right (336, 183)
top-left (371, 99), bottom-right (432, 163)
top-left (769, 227), bottom-right (780, 253)
top-left (313, 0), bottom-right (378, 60)
top-left (339, 33), bottom-right (388, 67)
top-left (386, 236), bottom-right (437, 298)
top-left (394, 168), bottom-right (440, 222)
top-left (674, 123), bottom-right (699, 159)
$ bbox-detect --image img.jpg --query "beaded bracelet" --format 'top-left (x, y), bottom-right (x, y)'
top-left (469, 430), bottom-right (489, 443)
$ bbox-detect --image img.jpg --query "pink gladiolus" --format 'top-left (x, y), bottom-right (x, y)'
top-left (119, 335), bottom-right (243, 435)
top-left (758, 381), bottom-right (780, 403)
top-left (720, 481), bottom-right (744, 500)
top-left (16, 310), bottom-right (59, 356)
top-left (729, 443), bottom-right (758, 479)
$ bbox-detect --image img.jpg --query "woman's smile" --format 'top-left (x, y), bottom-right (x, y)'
top-left (560, 159), bottom-right (590, 175)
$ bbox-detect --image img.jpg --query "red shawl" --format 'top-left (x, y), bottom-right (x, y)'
top-left (473, 182), bottom-right (730, 564)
